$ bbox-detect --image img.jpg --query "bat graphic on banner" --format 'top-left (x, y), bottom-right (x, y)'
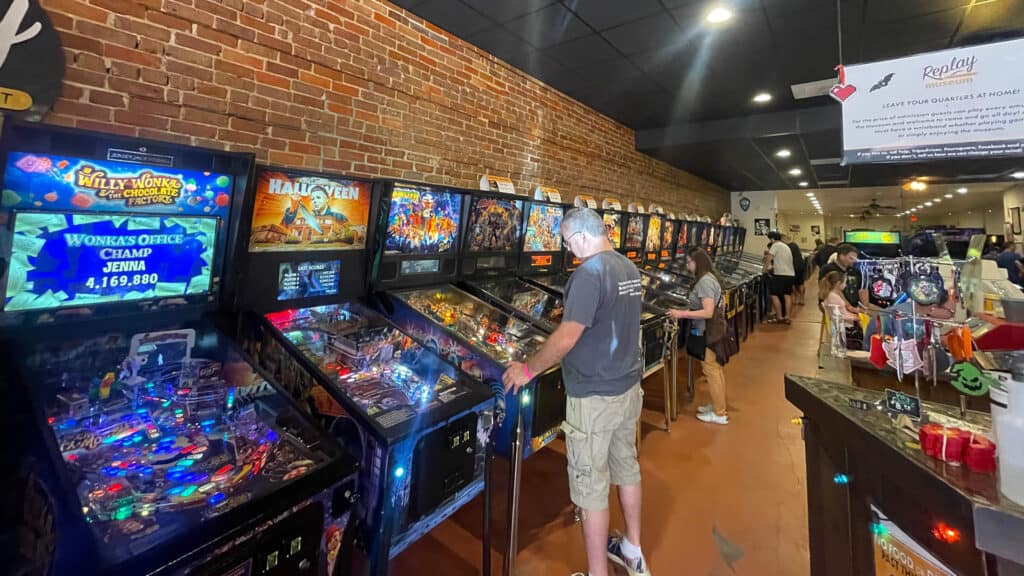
top-left (870, 73), bottom-right (894, 92)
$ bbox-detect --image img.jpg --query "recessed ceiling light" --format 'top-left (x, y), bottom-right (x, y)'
top-left (933, 198), bottom-right (941, 203)
top-left (753, 92), bottom-right (772, 103)
top-left (805, 192), bottom-right (815, 197)
top-left (957, 187), bottom-right (968, 194)
top-left (798, 181), bottom-right (809, 187)
top-left (776, 149), bottom-right (791, 158)
top-left (908, 180), bottom-right (927, 191)
top-left (1012, 171), bottom-right (1024, 179)
top-left (788, 168), bottom-right (802, 176)
top-left (911, 208), bottom-right (917, 212)
top-left (925, 201), bottom-right (933, 206)
top-left (705, 6), bottom-right (733, 24)
top-left (948, 212), bottom-right (952, 216)
top-left (944, 193), bottom-right (953, 198)
top-left (988, 209), bottom-right (993, 212)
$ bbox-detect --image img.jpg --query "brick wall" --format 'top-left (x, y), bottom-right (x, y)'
top-left (35, 0), bottom-right (728, 217)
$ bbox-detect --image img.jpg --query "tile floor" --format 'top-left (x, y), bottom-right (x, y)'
top-left (392, 288), bottom-right (823, 575)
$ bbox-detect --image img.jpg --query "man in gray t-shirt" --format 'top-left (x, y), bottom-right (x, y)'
top-left (503, 208), bottom-right (649, 576)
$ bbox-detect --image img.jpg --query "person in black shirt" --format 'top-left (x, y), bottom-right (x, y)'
top-left (784, 235), bottom-right (806, 305)
top-left (818, 243), bottom-right (866, 310)
top-left (814, 237), bottom-right (839, 270)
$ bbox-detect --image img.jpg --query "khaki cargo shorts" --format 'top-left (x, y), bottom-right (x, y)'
top-left (561, 384), bottom-right (643, 511)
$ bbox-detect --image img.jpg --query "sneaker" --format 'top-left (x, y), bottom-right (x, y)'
top-left (607, 535), bottom-right (651, 576)
top-left (697, 403), bottom-right (714, 414)
top-left (697, 412), bottom-right (729, 425)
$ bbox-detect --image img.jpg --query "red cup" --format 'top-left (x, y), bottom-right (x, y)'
top-left (965, 435), bottom-right (997, 474)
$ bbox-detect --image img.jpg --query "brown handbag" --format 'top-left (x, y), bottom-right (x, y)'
top-left (705, 294), bottom-right (728, 345)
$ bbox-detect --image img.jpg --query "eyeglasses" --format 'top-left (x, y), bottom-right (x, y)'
top-left (565, 231), bottom-right (583, 244)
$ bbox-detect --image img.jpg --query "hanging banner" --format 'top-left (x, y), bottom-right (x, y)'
top-left (840, 38), bottom-right (1024, 164)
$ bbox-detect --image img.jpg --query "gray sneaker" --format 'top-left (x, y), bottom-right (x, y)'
top-left (697, 403), bottom-right (714, 414)
top-left (607, 536), bottom-right (651, 576)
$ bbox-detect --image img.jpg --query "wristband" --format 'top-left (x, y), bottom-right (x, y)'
top-left (521, 363), bottom-right (533, 380)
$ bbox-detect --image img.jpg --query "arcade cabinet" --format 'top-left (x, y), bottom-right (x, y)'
top-left (0, 123), bottom-right (358, 576)
top-left (369, 180), bottom-right (564, 459)
top-left (233, 167), bottom-right (496, 574)
top-left (659, 215), bottom-right (679, 269)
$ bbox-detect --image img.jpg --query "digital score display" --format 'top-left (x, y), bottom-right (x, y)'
top-left (4, 211), bottom-right (216, 311)
top-left (530, 254), bottom-right (553, 267)
top-left (277, 260), bottom-right (340, 301)
top-left (845, 230), bottom-right (902, 245)
top-left (401, 259), bottom-right (440, 275)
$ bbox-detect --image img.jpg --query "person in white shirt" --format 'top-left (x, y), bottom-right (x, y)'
top-left (767, 231), bottom-right (794, 325)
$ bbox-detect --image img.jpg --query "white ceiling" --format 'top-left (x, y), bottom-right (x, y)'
top-left (775, 182), bottom-right (1017, 217)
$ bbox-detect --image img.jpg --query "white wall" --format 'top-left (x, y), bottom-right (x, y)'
top-left (1004, 184), bottom-right (1024, 245)
top-left (776, 212), bottom-right (824, 250)
top-left (731, 191), bottom-right (776, 256)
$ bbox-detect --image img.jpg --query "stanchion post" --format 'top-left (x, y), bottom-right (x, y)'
top-left (503, 398), bottom-right (525, 576)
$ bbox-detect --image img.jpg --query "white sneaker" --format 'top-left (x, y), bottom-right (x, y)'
top-left (697, 403), bottom-right (714, 414)
top-left (697, 412), bottom-right (729, 425)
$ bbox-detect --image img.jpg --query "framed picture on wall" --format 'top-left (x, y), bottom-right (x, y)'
top-left (1012, 206), bottom-right (1022, 235)
top-left (811, 225), bottom-right (821, 235)
top-left (754, 218), bottom-right (770, 236)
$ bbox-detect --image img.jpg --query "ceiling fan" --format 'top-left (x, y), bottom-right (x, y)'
top-left (861, 198), bottom-right (899, 217)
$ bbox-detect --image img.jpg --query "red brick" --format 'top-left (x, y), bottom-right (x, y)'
top-left (166, 60), bottom-right (214, 83)
top-left (89, 90), bottom-right (126, 108)
top-left (255, 32), bottom-right (290, 54)
top-left (109, 77), bottom-right (165, 100)
top-left (229, 116), bottom-right (266, 134)
top-left (214, 17), bottom-right (257, 42)
top-left (215, 59), bottom-right (255, 79)
top-left (60, 33), bottom-right (104, 55)
top-left (237, 40), bottom-right (277, 61)
top-left (61, 84), bottom-right (85, 100)
top-left (113, 15), bottom-right (172, 42)
top-left (172, 33), bottom-right (222, 55)
top-left (170, 120), bottom-right (219, 140)
top-left (217, 129), bottom-right (261, 146)
top-left (74, 52), bottom-right (106, 73)
top-left (288, 141), bottom-right (321, 155)
top-left (165, 45), bottom-right (214, 68)
top-left (52, 98), bottom-right (113, 121)
top-left (65, 67), bottom-right (108, 88)
top-left (268, 150), bottom-right (304, 166)
top-left (372, 12), bottom-right (397, 30)
top-left (114, 110), bottom-right (170, 130)
top-left (264, 61), bottom-right (298, 79)
top-left (128, 97), bottom-right (181, 118)
top-left (75, 21), bottom-right (137, 48)
top-left (109, 61), bottom-right (140, 79)
top-left (196, 82), bottom-right (228, 99)
top-left (41, 0), bottom-right (109, 23)
top-left (46, 10), bottom-right (74, 31)
top-left (137, 37), bottom-right (166, 55)
top-left (277, 52), bottom-right (312, 71)
top-left (238, 13), bottom-right (275, 36)
top-left (228, 102), bottom-right (266, 122)
top-left (105, 45), bottom-right (163, 69)
top-left (194, 25), bottom-right (239, 50)
top-left (182, 93), bottom-right (229, 114)
top-left (140, 68), bottom-right (169, 86)
top-left (331, 81), bottom-right (360, 97)
top-left (194, 0), bottom-right (238, 20)
top-left (96, 0), bottom-right (146, 18)
top-left (222, 48), bottom-right (263, 69)
top-left (242, 2), bottom-right (265, 18)
top-left (161, 0), bottom-right (216, 27)
top-left (254, 70), bottom-right (290, 90)
top-left (298, 70), bottom-right (332, 90)
top-left (183, 108), bottom-right (230, 127)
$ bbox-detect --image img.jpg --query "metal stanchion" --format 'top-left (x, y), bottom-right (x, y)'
top-left (670, 331), bottom-right (679, 420)
top-left (687, 356), bottom-right (695, 397)
top-left (503, 398), bottom-right (525, 576)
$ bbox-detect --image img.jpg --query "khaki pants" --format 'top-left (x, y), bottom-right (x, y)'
top-left (561, 384), bottom-right (643, 511)
top-left (702, 348), bottom-right (728, 416)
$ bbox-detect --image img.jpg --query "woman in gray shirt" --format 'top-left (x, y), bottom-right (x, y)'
top-left (669, 248), bottom-right (729, 425)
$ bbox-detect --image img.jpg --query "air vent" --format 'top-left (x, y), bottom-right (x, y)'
top-left (791, 78), bottom-right (836, 100)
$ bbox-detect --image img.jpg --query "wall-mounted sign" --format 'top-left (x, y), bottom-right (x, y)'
top-left (480, 174), bottom-right (518, 196)
top-left (739, 196), bottom-right (751, 212)
top-left (534, 186), bottom-right (561, 203)
top-left (601, 197), bottom-right (621, 211)
top-left (845, 230), bottom-right (901, 245)
top-left (840, 38), bottom-right (1024, 164)
top-left (884, 389), bottom-right (921, 420)
top-left (628, 202), bottom-right (645, 213)
top-left (0, 0), bottom-right (64, 119)
top-left (575, 195), bottom-right (597, 209)
top-left (872, 506), bottom-right (955, 576)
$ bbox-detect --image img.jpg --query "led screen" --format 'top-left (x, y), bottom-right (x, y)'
top-left (464, 196), bottom-right (522, 253)
top-left (603, 212), bottom-right (621, 248)
top-left (4, 211), bottom-right (216, 311)
top-left (1, 152), bottom-right (232, 218)
top-left (523, 204), bottom-right (563, 253)
top-left (384, 185), bottom-right (461, 254)
top-left (845, 231), bottom-right (901, 245)
top-left (277, 260), bottom-right (340, 300)
top-left (249, 168), bottom-right (370, 252)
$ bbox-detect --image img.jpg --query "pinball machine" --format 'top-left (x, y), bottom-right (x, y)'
top-left (658, 214), bottom-right (679, 270)
top-left (0, 123), bottom-right (359, 576)
top-left (641, 211), bottom-right (665, 269)
top-left (232, 167), bottom-right (496, 575)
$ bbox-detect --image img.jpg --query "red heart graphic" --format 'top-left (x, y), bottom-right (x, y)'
top-left (830, 83), bottom-right (857, 102)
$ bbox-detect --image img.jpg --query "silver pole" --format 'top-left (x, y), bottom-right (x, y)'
top-left (503, 398), bottom-right (525, 576)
